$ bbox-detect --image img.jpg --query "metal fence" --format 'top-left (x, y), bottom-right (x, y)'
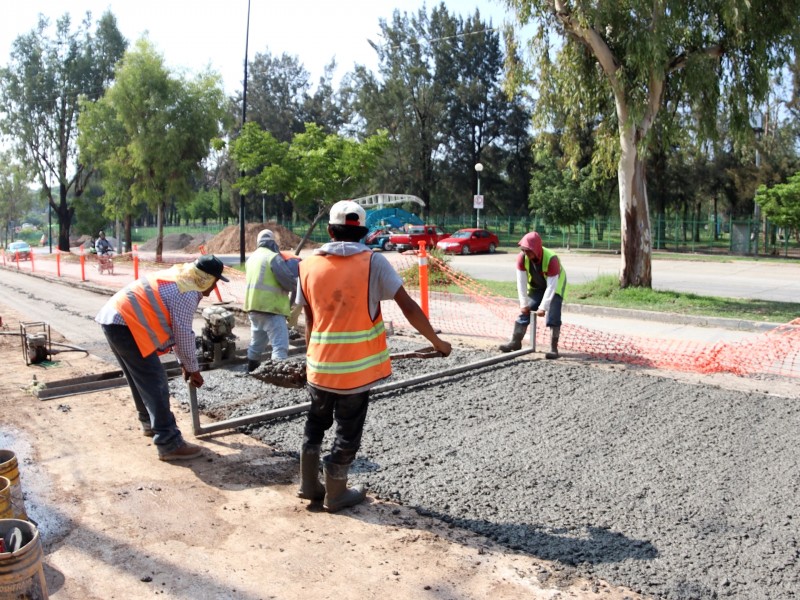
top-left (128, 214), bottom-right (799, 258)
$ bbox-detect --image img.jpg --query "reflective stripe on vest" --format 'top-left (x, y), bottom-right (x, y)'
top-left (243, 247), bottom-right (290, 315)
top-left (114, 276), bottom-right (173, 357)
top-left (300, 252), bottom-right (391, 390)
top-left (525, 247), bottom-right (567, 300)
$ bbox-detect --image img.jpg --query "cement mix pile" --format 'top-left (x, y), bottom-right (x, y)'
top-left (171, 337), bottom-right (800, 600)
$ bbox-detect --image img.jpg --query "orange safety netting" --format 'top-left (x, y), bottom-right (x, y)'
top-left (4, 248), bottom-right (799, 380)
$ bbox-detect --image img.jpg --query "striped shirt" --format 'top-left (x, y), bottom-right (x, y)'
top-left (96, 281), bottom-right (201, 372)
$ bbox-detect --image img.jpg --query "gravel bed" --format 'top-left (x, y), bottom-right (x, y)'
top-left (171, 336), bottom-right (800, 600)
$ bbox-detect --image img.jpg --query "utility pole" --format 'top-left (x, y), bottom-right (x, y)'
top-left (239, 0), bottom-right (251, 265)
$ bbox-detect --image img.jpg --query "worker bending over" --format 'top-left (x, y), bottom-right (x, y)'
top-left (499, 231), bottom-right (566, 359)
top-left (96, 255), bottom-right (229, 461)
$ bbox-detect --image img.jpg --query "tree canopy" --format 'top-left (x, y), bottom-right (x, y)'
top-left (232, 121), bottom-right (389, 227)
top-left (78, 38), bottom-right (228, 260)
top-left (0, 11), bottom-right (126, 250)
top-left (504, 0), bottom-right (800, 286)
top-left (756, 171), bottom-right (800, 234)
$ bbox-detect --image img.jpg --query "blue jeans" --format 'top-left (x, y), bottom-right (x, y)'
top-left (515, 290), bottom-right (563, 328)
top-left (303, 386), bottom-right (370, 466)
top-left (247, 311), bottom-right (289, 360)
top-left (101, 324), bottom-right (184, 454)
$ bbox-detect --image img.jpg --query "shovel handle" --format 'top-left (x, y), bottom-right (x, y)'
top-left (390, 346), bottom-right (444, 360)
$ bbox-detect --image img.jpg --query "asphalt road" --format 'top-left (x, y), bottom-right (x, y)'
top-left (211, 249), bottom-right (800, 303)
top-left (437, 251), bottom-right (800, 303)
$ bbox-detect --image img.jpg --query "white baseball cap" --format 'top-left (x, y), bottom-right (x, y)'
top-left (257, 229), bottom-right (274, 244)
top-left (328, 200), bottom-right (366, 227)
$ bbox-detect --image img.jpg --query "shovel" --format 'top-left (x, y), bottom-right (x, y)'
top-left (390, 346), bottom-right (445, 360)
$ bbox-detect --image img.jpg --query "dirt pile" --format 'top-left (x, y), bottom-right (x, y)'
top-left (138, 232), bottom-right (196, 252)
top-left (201, 222), bottom-right (313, 254)
top-left (134, 223), bottom-right (316, 255)
top-left (182, 232), bottom-right (216, 253)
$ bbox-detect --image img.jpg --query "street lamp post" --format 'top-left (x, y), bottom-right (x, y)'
top-left (239, 0), bottom-right (251, 265)
top-left (474, 162), bottom-right (484, 228)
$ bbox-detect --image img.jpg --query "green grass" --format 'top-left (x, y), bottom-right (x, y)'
top-left (465, 274), bottom-right (799, 323)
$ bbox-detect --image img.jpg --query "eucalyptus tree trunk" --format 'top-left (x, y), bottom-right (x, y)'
top-left (617, 125), bottom-right (652, 288)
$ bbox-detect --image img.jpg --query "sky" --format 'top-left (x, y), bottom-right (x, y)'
top-left (1, 0), bottom-right (523, 95)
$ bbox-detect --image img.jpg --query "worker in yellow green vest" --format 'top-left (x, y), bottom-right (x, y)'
top-left (499, 231), bottom-right (566, 359)
top-left (243, 229), bottom-right (300, 372)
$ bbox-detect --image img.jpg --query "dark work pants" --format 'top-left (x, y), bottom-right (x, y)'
top-left (102, 324), bottom-right (184, 454)
top-left (303, 385), bottom-right (369, 466)
top-left (515, 290), bottom-right (563, 328)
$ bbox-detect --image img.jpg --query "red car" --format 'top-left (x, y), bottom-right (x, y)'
top-left (436, 228), bottom-right (499, 255)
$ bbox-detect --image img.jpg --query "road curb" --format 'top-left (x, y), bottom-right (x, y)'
top-left (565, 303), bottom-right (780, 332)
top-left (2, 263), bottom-right (782, 333)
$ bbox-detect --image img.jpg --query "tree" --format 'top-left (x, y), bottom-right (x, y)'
top-left (243, 51), bottom-right (312, 142)
top-left (529, 137), bottom-right (613, 246)
top-left (0, 11), bottom-right (126, 251)
top-left (0, 158), bottom-right (34, 247)
top-left (755, 172), bottom-right (800, 240)
top-left (504, 0), bottom-right (800, 287)
top-left (434, 8), bottom-right (514, 214)
top-left (353, 7), bottom-right (448, 218)
top-left (78, 39), bottom-right (228, 261)
top-left (231, 121), bottom-right (389, 249)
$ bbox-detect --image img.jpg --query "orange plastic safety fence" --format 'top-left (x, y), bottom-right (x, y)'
top-left (7, 249), bottom-right (799, 380)
top-left (380, 252), bottom-right (800, 380)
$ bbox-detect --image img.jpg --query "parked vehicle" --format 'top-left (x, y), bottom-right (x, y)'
top-left (6, 240), bottom-right (32, 260)
top-left (436, 228), bottom-right (499, 255)
top-left (388, 225), bottom-right (449, 252)
top-left (364, 227), bottom-right (396, 251)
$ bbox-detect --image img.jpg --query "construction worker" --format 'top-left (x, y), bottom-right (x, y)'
top-left (296, 200), bottom-right (451, 512)
top-left (95, 255), bottom-right (229, 461)
top-left (499, 231), bottom-right (566, 359)
top-left (243, 229), bottom-right (300, 372)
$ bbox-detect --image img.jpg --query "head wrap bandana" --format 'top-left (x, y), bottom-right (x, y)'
top-left (159, 262), bottom-right (218, 293)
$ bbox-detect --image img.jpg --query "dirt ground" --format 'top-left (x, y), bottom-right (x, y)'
top-left (0, 303), bottom-right (646, 600)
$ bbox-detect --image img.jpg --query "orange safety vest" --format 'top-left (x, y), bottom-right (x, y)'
top-left (113, 275), bottom-right (174, 357)
top-left (299, 252), bottom-right (391, 391)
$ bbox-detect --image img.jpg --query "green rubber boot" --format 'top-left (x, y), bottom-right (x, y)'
top-left (545, 326), bottom-right (560, 359)
top-left (499, 322), bottom-right (527, 352)
top-left (323, 460), bottom-right (366, 513)
top-left (297, 444), bottom-right (326, 501)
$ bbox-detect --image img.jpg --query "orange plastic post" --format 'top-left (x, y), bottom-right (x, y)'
top-left (133, 244), bottom-right (139, 279)
top-left (418, 241), bottom-right (429, 318)
top-left (80, 246), bottom-right (86, 281)
top-left (56, 249), bottom-right (61, 277)
top-left (29, 249), bottom-right (35, 272)
top-left (14, 251), bottom-right (20, 269)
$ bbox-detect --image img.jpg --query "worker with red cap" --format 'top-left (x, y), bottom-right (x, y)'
top-left (499, 231), bottom-right (566, 358)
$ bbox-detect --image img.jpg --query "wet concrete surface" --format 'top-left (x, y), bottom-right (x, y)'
top-left (170, 336), bottom-right (800, 600)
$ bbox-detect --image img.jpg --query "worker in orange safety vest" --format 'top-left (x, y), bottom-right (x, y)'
top-left (95, 255), bottom-right (229, 462)
top-left (295, 200), bottom-right (451, 513)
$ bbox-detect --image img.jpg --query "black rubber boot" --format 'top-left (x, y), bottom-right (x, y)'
top-left (247, 359), bottom-right (261, 373)
top-left (498, 322), bottom-right (527, 352)
top-left (297, 444), bottom-right (326, 501)
top-left (323, 460), bottom-right (366, 513)
top-left (546, 326), bottom-right (560, 359)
